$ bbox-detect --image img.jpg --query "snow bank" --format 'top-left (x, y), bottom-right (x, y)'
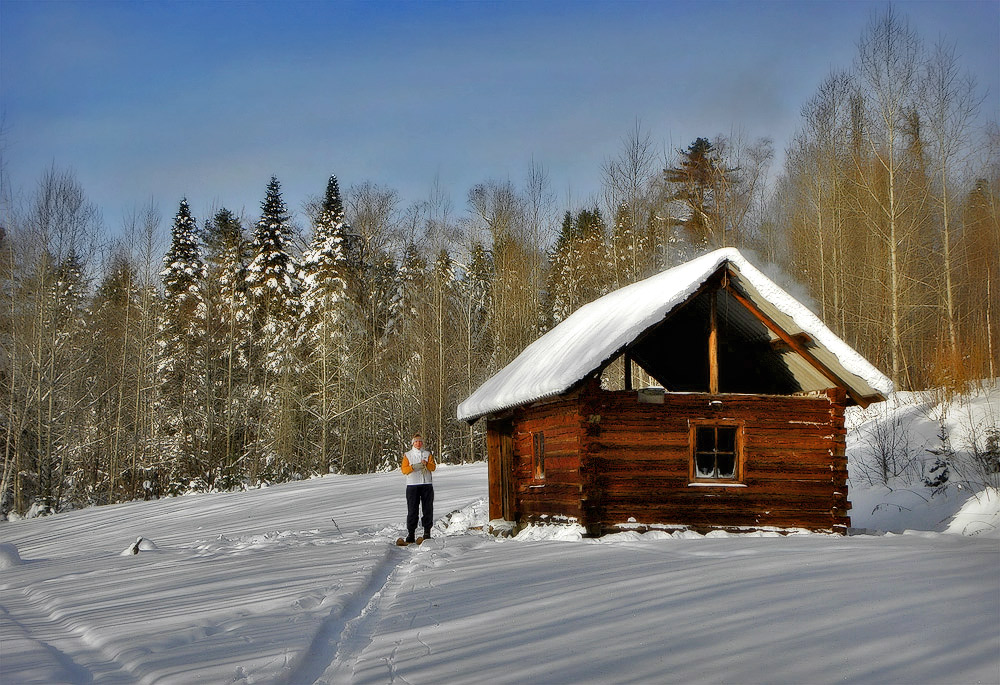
top-left (945, 487), bottom-right (1000, 538)
top-left (0, 542), bottom-right (22, 568)
top-left (119, 537), bottom-right (159, 556)
top-left (847, 381), bottom-right (1000, 536)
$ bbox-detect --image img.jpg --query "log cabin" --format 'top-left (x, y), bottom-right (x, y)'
top-left (457, 248), bottom-right (893, 536)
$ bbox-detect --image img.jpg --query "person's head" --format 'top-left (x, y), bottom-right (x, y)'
top-left (411, 434), bottom-right (423, 448)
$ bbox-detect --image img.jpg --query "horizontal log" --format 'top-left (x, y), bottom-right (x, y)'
top-left (598, 501), bottom-right (846, 517)
top-left (595, 398), bottom-right (832, 414)
top-left (537, 455), bottom-right (581, 471)
top-left (596, 396), bottom-right (835, 414)
top-left (599, 489), bottom-right (848, 509)
top-left (597, 412), bottom-right (838, 429)
top-left (513, 446), bottom-right (580, 463)
top-left (517, 481), bottom-right (581, 495)
top-left (747, 462), bottom-right (842, 477)
top-left (518, 499), bottom-right (583, 517)
top-left (744, 437), bottom-right (836, 451)
top-left (591, 428), bottom-right (839, 448)
top-left (514, 431), bottom-right (579, 448)
top-left (518, 468), bottom-right (580, 483)
top-left (599, 482), bottom-right (843, 501)
top-left (587, 459), bottom-right (844, 479)
top-left (598, 505), bottom-right (846, 529)
top-left (598, 515), bottom-right (850, 530)
top-left (589, 452), bottom-right (841, 469)
top-left (597, 495), bottom-right (847, 514)
top-left (516, 416), bottom-right (582, 434)
top-left (591, 431), bottom-right (689, 446)
top-left (512, 469), bottom-right (582, 486)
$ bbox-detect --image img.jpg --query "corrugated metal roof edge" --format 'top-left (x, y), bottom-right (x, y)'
top-left (458, 388), bottom-right (564, 424)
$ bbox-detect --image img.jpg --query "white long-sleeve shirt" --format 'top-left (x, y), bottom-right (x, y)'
top-left (401, 447), bottom-right (436, 486)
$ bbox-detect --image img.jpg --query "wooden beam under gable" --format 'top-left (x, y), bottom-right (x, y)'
top-left (617, 267), bottom-right (731, 386)
top-left (770, 332), bottom-right (815, 353)
top-left (708, 290), bottom-right (719, 394)
top-left (720, 272), bottom-right (870, 407)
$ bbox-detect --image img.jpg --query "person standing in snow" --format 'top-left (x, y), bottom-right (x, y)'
top-left (400, 433), bottom-right (436, 544)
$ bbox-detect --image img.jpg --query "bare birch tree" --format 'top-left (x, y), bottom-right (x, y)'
top-left (922, 39), bottom-right (983, 362)
top-left (854, 6), bottom-right (925, 386)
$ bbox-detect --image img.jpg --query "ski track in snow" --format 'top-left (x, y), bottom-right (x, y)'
top-left (281, 542), bottom-right (403, 684)
top-left (288, 511), bottom-right (474, 684)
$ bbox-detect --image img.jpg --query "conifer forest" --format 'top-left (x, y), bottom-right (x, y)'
top-left (2, 9), bottom-right (998, 515)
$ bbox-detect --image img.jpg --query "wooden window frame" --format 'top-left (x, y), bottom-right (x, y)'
top-left (532, 431), bottom-right (546, 481)
top-left (689, 420), bottom-right (744, 484)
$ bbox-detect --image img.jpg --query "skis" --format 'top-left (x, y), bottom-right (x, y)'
top-left (395, 536), bottom-right (427, 546)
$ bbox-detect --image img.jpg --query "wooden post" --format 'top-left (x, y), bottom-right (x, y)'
top-left (708, 291), bottom-right (719, 394)
top-left (486, 424), bottom-right (502, 521)
top-left (624, 352), bottom-right (633, 391)
top-left (486, 419), bottom-right (515, 522)
top-left (499, 428), bottom-right (514, 521)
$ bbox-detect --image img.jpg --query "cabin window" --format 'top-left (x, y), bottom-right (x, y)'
top-left (691, 423), bottom-right (742, 482)
top-left (532, 431), bottom-right (545, 480)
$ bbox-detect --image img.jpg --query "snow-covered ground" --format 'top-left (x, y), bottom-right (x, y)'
top-left (2, 388), bottom-right (999, 684)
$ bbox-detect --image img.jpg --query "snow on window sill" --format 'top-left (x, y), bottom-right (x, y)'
top-left (688, 482), bottom-right (747, 488)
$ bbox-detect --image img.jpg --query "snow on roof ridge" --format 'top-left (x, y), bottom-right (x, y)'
top-left (457, 248), bottom-right (891, 422)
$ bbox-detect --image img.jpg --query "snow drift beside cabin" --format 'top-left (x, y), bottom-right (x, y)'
top-left (458, 248), bottom-right (893, 422)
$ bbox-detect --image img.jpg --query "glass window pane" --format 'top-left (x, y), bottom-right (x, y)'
top-left (696, 427), bottom-right (715, 451)
top-left (717, 452), bottom-right (736, 478)
top-left (696, 452), bottom-right (715, 477)
top-left (718, 427), bottom-right (736, 453)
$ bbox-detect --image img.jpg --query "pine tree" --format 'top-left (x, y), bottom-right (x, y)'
top-left (158, 199), bottom-right (207, 491)
top-left (244, 177), bottom-right (302, 478)
top-left (546, 208), bottom-right (610, 325)
top-left (610, 202), bottom-right (651, 286)
top-left (301, 176), bottom-right (349, 323)
top-left (300, 176), bottom-right (352, 472)
top-left (544, 211), bottom-right (576, 328)
top-left (576, 207), bottom-right (610, 303)
top-left (161, 199), bottom-right (205, 305)
top-left (664, 137), bottom-right (723, 247)
top-left (246, 177), bottom-right (300, 326)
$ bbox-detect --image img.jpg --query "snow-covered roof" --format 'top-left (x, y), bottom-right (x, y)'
top-left (457, 248), bottom-right (893, 422)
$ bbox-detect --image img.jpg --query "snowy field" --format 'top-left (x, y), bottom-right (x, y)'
top-left (2, 389), bottom-right (999, 684)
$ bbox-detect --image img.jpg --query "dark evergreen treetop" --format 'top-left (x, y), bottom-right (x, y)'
top-left (203, 207), bottom-right (245, 258)
top-left (247, 176), bottom-right (299, 308)
top-left (162, 198), bottom-right (205, 302)
top-left (665, 137), bottom-right (719, 186)
top-left (301, 175), bottom-right (349, 322)
top-left (321, 175), bottom-right (346, 227)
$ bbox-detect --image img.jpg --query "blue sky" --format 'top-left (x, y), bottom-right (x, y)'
top-left (2, 0), bottom-right (998, 236)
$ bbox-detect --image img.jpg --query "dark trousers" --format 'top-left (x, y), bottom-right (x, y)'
top-left (406, 484), bottom-right (434, 538)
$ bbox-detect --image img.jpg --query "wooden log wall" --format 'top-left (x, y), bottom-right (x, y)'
top-left (580, 384), bottom-right (850, 534)
top-left (509, 396), bottom-right (585, 522)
